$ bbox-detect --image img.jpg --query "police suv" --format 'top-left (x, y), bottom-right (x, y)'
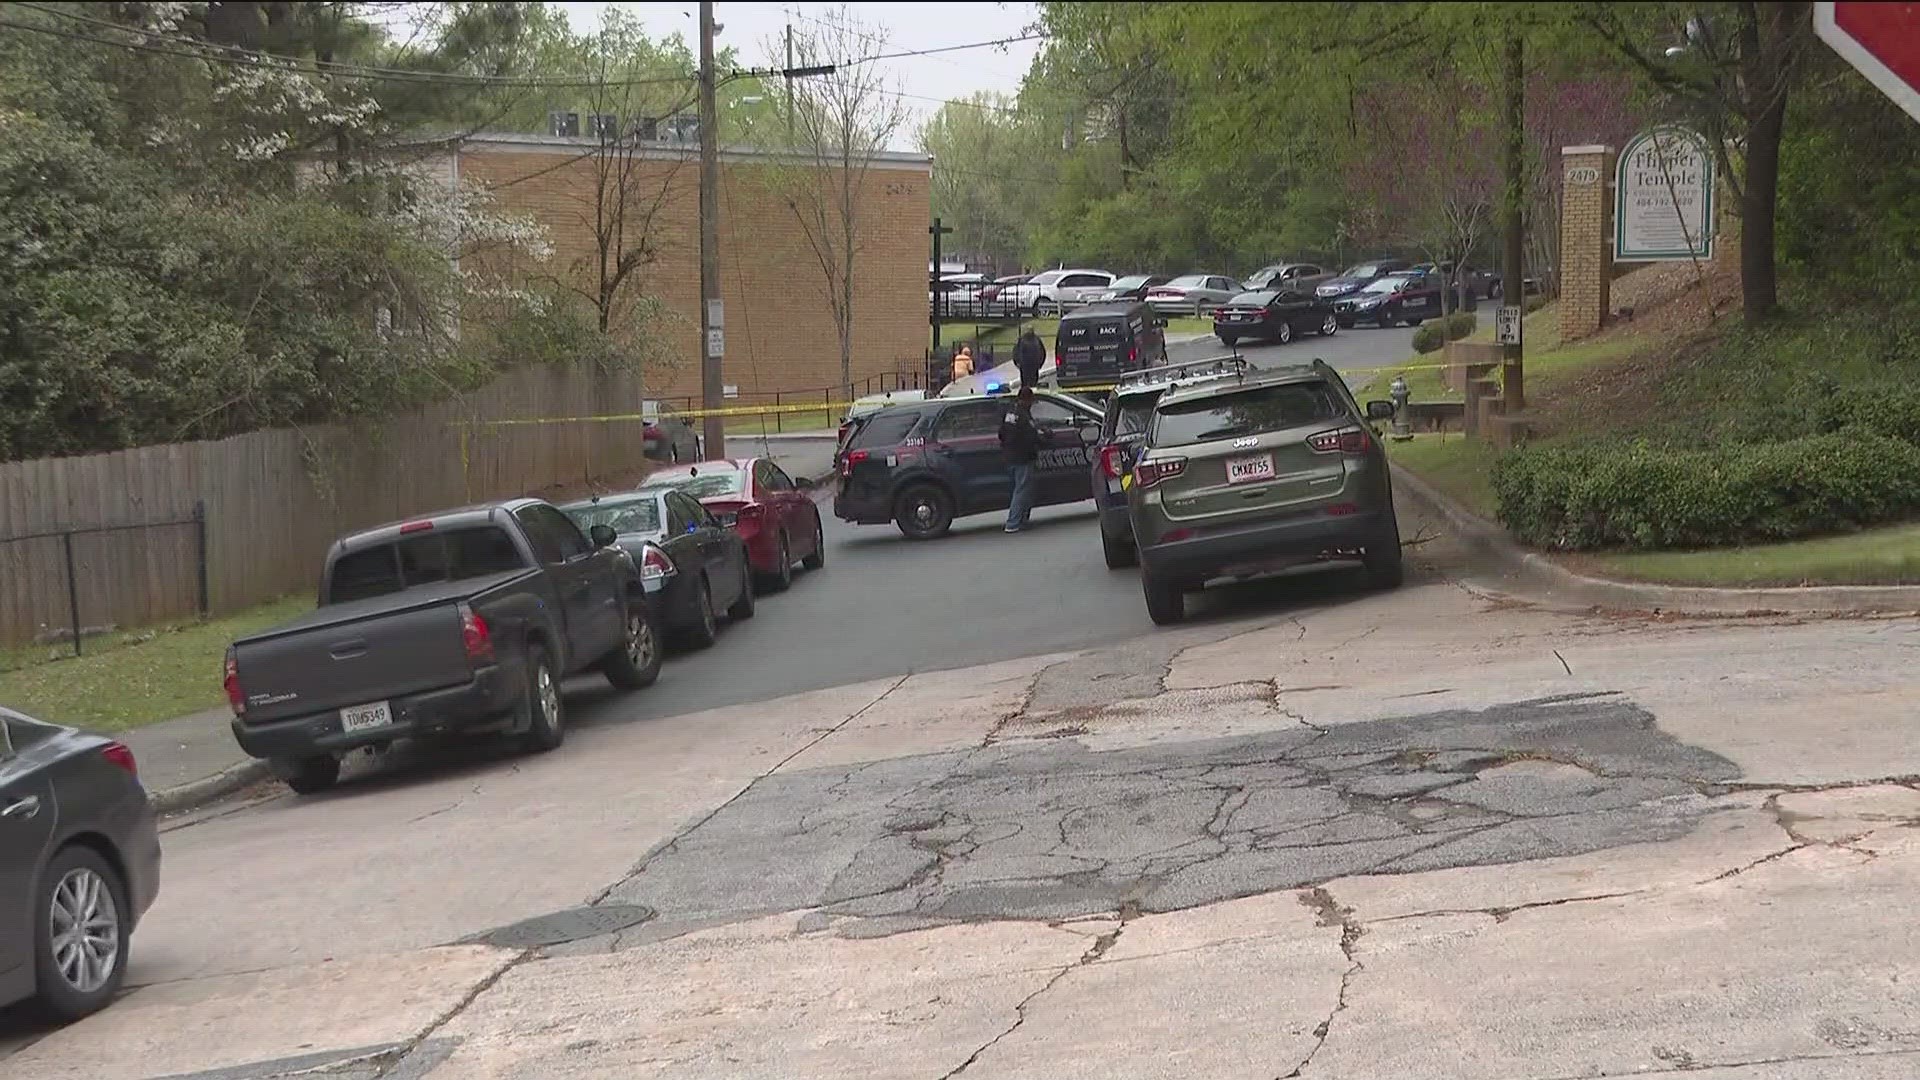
top-left (1087, 356), bottom-right (1250, 568)
top-left (832, 388), bottom-right (1105, 540)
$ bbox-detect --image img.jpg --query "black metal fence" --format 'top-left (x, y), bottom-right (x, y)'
top-left (0, 503), bottom-right (208, 656)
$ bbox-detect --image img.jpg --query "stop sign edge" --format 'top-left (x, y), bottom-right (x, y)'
top-left (1814, 1), bottom-right (1920, 124)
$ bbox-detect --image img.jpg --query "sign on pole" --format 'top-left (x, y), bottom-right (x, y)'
top-left (1815, 2), bottom-right (1920, 124)
top-left (1613, 126), bottom-right (1715, 262)
top-left (1495, 305), bottom-right (1523, 345)
top-left (705, 327), bottom-right (725, 358)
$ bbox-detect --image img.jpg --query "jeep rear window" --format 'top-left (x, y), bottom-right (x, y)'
top-left (847, 409), bottom-right (922, 450)
top-left (1151, 381), bottom-right (1346, 448)
top-left (1113, 392), bottom-right (1164, 438)
top-left (326, 526), bottom-right (527, 605)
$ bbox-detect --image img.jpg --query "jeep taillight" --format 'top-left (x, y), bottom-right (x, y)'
top-left (223, 646), bottom-right (244, 717)
top-left (459, 602), bottom-right (494, 664)
top-left (841, 449), bottom-right (870, 478)
top-left (1133, 456), bottom-right (1187, 488)
top-left (1308, 427), bottom-right (1372, 454)
top-left (1099, 444), bottom-right (1130, 479)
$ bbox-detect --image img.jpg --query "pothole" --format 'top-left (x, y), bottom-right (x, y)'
top-left (473, 904), bottom-right (655, 948)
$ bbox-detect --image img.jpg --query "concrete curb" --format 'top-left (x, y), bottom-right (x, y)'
top-left (1390, 462), bottom-right (1920, 616)
top-left (150, 758), bottom-right (269, 816)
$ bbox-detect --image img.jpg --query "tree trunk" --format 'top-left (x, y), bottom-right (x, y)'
top-left (1738, 41), bottom-right (1789, 325)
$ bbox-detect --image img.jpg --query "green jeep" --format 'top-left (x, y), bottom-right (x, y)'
top-left (1125, 360), bottom-right (1402, 624)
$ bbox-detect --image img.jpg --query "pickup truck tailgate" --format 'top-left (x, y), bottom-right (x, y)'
top-left (233, 574), bottom-right (521, 724)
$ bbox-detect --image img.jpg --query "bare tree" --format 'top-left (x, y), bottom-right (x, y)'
top-left (774, 8), bottom-right (908, 400)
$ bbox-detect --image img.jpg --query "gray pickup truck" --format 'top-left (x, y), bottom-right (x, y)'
top-left (225, 498), bottom-right (658, 794)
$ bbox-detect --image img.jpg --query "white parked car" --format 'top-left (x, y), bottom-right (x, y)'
top-left (1020, 269), bottom-right (1115, 316)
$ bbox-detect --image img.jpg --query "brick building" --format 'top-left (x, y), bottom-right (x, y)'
top-left (451, 132), bottom-right (932, 402)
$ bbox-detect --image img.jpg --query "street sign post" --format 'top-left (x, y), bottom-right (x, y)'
top-left (1815, 2), bottom-right (1920, 124)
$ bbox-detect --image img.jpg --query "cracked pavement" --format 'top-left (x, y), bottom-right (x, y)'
top-left (12, 571), bottom-right (1920, 1080)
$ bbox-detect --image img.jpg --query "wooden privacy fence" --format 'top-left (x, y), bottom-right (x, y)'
top-left (0, 365), bottom-right (655, 648)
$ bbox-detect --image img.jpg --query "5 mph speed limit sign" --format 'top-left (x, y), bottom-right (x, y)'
top-left (1495, 305), bottom-right (1523, 345)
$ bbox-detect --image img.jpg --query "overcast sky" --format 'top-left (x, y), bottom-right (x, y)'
top-left (550, 2), bottom-right (1043, 149)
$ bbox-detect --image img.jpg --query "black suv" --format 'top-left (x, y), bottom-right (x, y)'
top-left (833, 390), bottom-right (1106, 539)
top-left (1088, 356), bottom-right (1251, 568)
top-left (1053, 303), bottom-right (1169, 391)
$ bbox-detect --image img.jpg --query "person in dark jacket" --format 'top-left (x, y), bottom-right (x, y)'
top-left (1013, 328), bottom-right (1046, 388)
top-left (998, 387), bottom-right (1046, 533)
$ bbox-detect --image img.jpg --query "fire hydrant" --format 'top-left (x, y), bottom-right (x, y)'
top-left (1388, 375), bottom-right (1413, 441)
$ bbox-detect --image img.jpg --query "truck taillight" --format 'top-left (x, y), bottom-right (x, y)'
top-left (1054, 349), bottom-right (1064, 365)
top-left (459, 603), bottom-right (494, 663)
top-left (842, 449), bottom-right (870, 478)
top-left (224, 646), bottom-right (244, 717)
top-left (1099, 444), bottom-right (1130, 479)
top-left (640, 546), bottom-right (675, 580)
top-left (1128, 344), bottom-right (1138, 364)
top-left (1308, 427), bottom-right (1372, 454)
top-left (1133, 456), bottom-right (1186, 488)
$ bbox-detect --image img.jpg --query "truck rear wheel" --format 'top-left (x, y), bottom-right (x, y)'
top-left (1142, 569), bottom-right (1185, 625)
top-left (520, 644), bottom-right (565, 752)
top-left (275, 755), bottom-right (340, 795)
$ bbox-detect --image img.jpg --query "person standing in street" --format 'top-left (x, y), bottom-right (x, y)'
top-left (998, 386), bottom-right (1046, 533)
top-left (1014, 327), bottom-right (1046, 389)
top-left (950, 345), bottom-right (974, 385)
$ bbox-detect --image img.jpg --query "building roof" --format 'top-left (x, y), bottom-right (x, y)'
top-left (454, 131), bottom-right (932, 172)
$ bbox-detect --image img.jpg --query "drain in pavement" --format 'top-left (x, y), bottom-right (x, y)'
top-left (473, 904), bottom-right (655, 949)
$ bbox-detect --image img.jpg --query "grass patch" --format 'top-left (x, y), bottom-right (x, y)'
top-left (727, 409), bottom-right (836, 434)
top-left (0, 595), bottom-right (311, 731)
top-left (1585, 522), bottom-right (1920, 587)
top-left (1385, 434), bottom-right (1499, 518)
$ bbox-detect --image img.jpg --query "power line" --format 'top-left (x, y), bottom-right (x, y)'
top-left (840, 32), bottom-right (1047, 68)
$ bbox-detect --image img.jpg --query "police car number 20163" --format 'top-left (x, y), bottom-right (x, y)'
top-left (1037, 445), bottom-right (1094, 469)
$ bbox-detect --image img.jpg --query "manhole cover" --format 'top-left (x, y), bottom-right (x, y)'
top-left (475, 904), bottom-right (655, 948)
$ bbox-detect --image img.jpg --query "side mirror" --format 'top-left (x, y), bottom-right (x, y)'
top-left (1366, 400), bottom-right (1396, 421)
top-left (589, 523), bottom-right (618, 547)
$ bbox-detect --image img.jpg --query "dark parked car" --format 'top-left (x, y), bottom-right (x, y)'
top-left (225, 499), bottom-right (659, 794)
top-left (1315, 259), bottom-right (1413, 300)
top-left (1332, 271), bottom-right (1445, 328)
top-left (560, 490), bottom-right (755, 651)
top-left (0, 707), bottom-right (160, 1020)
top-left (1127, 360), bottom-right (1402, 625)
top-left (1413, 261), bottom-right (1498, 301)
top-left (1053, 303), bottom-right (1169, 391)
top-left (641, 458), bottom-right (824, 593)
top-left (1212, 289), bottom-right (1341, 347)
top-left (834, 391), bottom-right (1106, 539)
top-left (1089, 356), bottom-right (1250, 568)
top-left (1092, 274), bottom-right (1172, 303)
top-left (1244, 263), bottom-right (1335, 294)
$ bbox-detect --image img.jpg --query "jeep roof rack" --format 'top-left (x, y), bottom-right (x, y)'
top-left (1113, 354), bottom-right (1250, 393)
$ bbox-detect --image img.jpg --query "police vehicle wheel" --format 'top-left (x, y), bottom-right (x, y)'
top-left (1142, 569), bottom-right (1185, 625)
top-left (894, 484), bottom-right (953, 540)
top-left (1102, 527), bottom-right (1137, 569)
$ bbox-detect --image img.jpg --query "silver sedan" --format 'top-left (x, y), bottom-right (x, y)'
top-left (1144, 274), bottom-right (1244, 317)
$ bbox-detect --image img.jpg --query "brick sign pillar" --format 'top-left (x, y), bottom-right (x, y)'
top-left (1557, 144), bottom-right (1615, 341)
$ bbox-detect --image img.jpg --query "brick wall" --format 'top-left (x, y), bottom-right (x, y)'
top-left (456, 138), bottom-right (930, 404)
top-left (1557, 145), bottom-right (1615, 342)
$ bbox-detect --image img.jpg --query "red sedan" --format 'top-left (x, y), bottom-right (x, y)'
top-left (639, 458), bottom-right (825, 592)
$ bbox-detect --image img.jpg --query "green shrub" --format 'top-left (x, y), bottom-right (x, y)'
top-left (1409, 311), bottom-right (1478, 355)
top-left (1524, 294), bottom-right (1551, 315)
top-left (1491, 433), bottom-right (1920, 551)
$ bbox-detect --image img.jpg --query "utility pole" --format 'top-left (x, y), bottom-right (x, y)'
top-left (1499, 31), bottom-right (1525, 413)
top-left (698, 0), bottom-right (725, 461)
top-left (784, 21), bottom-right (795, 145)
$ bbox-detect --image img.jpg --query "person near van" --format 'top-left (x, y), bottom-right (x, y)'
top-left (998, 386), bottom-right (1046, 533)
top-left (1014, 328), bottom-right (1046, 387)
top-left (951, 346), bottom-right (974, 384)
